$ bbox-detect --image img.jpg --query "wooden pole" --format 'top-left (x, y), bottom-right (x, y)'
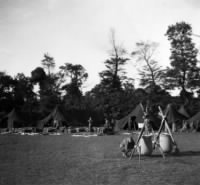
top-left (158, 106), bottom-right (177, 146)
top-left (129, 125), bottom-right (145, 159)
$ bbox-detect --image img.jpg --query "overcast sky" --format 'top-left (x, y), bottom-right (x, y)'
top-left (1, 0), bottom-right (200, 91)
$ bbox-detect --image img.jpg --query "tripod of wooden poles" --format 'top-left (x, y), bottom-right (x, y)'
top-left (130, 105), bottom-right (178, 160)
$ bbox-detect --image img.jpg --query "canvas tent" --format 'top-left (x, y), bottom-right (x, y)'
top-left (187, 112), bottom-right (200, 123)
top-left (178, 105), bottom-right (190, 118)
top-left (0, 111), bottom-right (6, 128)
top-left (4, 109), bottom-right (24, 130)
top-left (37, 106), bottom-right (66, 130)
top-left (164, 104), bottom-right (187, 132)
top-left (186, 112), bottom-right (200, 131)
top-left (114, 104), bottom-right (144, 131)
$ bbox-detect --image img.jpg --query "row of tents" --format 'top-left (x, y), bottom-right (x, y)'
top-left (114, 103), bottom-right (200, 132)
top-left (0, 103), bottom-right (200, 132)
top-left (0, 106), bottom-right (67, 131)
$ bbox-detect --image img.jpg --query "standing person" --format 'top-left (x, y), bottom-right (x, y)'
top-left (110, 118), bottom-right (116, 130)
top-left (131, 116), bottom-right (138, 131)
top-left (54, 119), bottom-right (59, 129)
top-left (88, 117), bottom-right (93, 132)
top-left (128, 116), bottom-right (132, 130)
top-left (104, 118), bottom-right (110, 129)
top-left (103, 118), bottom-right (112, 134)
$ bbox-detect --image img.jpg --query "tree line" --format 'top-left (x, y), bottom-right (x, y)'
top-left (1, 21), bottom-right (200, 126)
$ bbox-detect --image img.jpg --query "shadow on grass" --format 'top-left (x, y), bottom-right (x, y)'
top-left (143, 150), bottom-right (200, 158)
top-left (175, 150), bottom-right (200, 157)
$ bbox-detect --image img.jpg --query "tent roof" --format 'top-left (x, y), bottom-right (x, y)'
top-left (37, 106), bottom-right (66, 129)
top-left (164, 104), bottom-right (186, 123)
top-left (5, 109), bottom-right (25, 129)
top-left (187, 112), bottom-right (200, 123)
top-left (178, 105), bottom-right (190, 118)
top-left (115, 104), bottom-right (144, 130)
top-left (5, 108), bottom-right (23, 122)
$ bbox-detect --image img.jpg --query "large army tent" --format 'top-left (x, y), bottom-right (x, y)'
top-left (37, 106), bottom-right (66, 129)
top-left (114, 104), bottom-right (144, 131)
top-left (164, 104), bottom-right (187, 131)
top-left (187, 112), bottom-right (200, 123)
top-left (186, 112), bottom-right (200, 131)
top-left (164, 104), bottom-right (187, 123)
top-left (178, 105), bottom-right (190, 118)
top-left (5, 109), bottom-right (24, 129)
top-left (0, 111), bottom-right (6, 128)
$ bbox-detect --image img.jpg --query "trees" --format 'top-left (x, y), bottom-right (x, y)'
top-left (31, 67), bottom-right (60, 112)
top-left (131, 41), bottom-right (171, 110)
top-left (0, 72), bottom-right (15, 96)
top-left (59, 63), bottom-right (88, 96)
top-left (0, 72), bottom-right (15, 111)
top-left (13, 73), bottom-right (37, 124)
top-left (87, 30), bottom-right (130, 118)
top-left (41, 53), bottom-right (55, 76)
top-left (99, 30), bottom-right (129, 91)
top-left (131, 41), bottom-right (164, 90)
top-left (5, 22), bottom-right (200, 125)
top-left (165, 22), bottom-right (200, 95)
top-left (36, 54), bottom-right (62, 111)
top-left (31, 67), bottom-right (47, 95)
top-left (13, 73), bottom-right (35, 106)
top-left (59, 63), bottom-right (88, 109)
top-left (122, 78), bottom-right (135, 93)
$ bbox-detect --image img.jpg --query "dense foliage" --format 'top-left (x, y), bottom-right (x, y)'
top-left (1, 22), bottom-right (200, 127)
top-left (165, 22), bottom-right (200, 93)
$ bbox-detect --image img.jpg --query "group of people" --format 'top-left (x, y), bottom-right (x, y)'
top-left (88, 116), bottom-right (115, 134)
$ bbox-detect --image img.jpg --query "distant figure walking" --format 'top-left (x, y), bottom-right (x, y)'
top-left (104, 118), bottom-right (110, 129)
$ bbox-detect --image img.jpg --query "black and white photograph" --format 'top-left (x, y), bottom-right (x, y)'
top-left (1, 0), bottom-right (200, 184)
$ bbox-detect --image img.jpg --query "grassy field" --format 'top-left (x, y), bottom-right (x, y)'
top-left (0, 132), bottom-right (200, 185)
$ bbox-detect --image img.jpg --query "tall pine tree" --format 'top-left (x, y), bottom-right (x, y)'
top-left (99, 30), bottom-right (129, 92)
top-left (165, 22), bottom-right (200, 95)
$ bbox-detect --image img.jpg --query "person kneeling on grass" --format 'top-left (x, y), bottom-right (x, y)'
top-left (120, 136), bottom-right (135, 158)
